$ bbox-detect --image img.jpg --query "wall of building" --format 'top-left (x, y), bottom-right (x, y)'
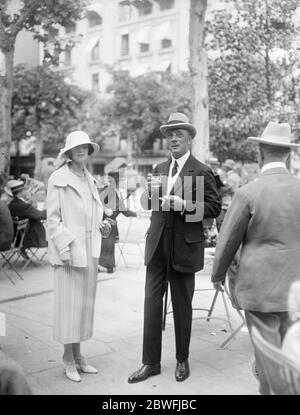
top-left (58, 0), bottom-right (191, 94)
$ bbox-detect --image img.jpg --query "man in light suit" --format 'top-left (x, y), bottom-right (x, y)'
top-left (212, 121), bottom-right (300, 394)
top-left (128, 113), bottom-right (221, 383)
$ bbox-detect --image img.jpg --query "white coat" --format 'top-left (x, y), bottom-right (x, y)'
top-left (46, 163), bottom-right (103, 267)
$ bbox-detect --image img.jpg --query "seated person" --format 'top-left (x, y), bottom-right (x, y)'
top-left (6, 180), bottom-right (47, 256)
top-left (0, 199), bottom-right (14, 251)
top-left (282, 280), bottom-right (300, 364)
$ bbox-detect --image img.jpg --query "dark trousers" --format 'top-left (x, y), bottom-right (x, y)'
top-left (245, 310), bottom-right (291, 395)
top-left (142, 228), bottom-right (195, 365)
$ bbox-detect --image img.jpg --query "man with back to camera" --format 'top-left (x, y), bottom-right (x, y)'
top-left (212, 121), bottom-right (300, 394)
top-left (128, 112), bottom-right (221, 383)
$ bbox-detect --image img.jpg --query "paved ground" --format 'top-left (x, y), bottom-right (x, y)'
top-left (0, 215), bottom-right (258, 395)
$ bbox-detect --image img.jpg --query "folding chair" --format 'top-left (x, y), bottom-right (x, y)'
top-left (162, 247), bottom-right (245, 349)
top-left (251, 326), bottom-right (300, 395)
top-left (21, 244), bottom-right (48, 272)
top-left (116, 216), bottom-right (145, 268)
top-left (162, 280), bottom-right (240, 333)
top-left (19, 219), bottom-right (48, 272)
top-left (0, 218), bottom-right (29, 284)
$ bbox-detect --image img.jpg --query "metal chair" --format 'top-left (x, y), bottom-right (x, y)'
top-left (162, 247), bottom-right (245, 349)
top-left (251, 326), bottom-right (300, 395)
top-left (0, 218), bottom-right (29, 284)
top-left (21, 244), bottom-right (48, 272)
top-left (20, 219), bottom-right (48, 272)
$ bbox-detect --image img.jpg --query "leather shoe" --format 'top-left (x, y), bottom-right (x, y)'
top-left (128, 364), bottom-right (161, 384)
top-left (175, 360), bottom-right (190, 382)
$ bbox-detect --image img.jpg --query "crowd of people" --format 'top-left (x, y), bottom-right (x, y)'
top-left (1, 114), bottom-right (300, 395)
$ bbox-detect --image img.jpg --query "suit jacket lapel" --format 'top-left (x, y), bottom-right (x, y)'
top-left (158, 159), bottom-right (171, 196)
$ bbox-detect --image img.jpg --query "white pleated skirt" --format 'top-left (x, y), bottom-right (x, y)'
top-left (53, 232), bottom-right (98, 344)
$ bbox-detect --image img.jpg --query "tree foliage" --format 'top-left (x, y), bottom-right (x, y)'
top-left (83, 70), bottom-right (192, 153)
top-left (0, 0), bottom-right (86, 174)
top-left (12, 64), bottom-right (89, 156)
top-left (206, 0), bottom-right (300, 162)
top-left (0, 0), bottom-right (85, 57)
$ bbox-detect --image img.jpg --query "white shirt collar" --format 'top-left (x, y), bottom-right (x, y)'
top-left (261, 162), bottom-right (287, 173)
top-left (171, 150), bottom-right (190, 169)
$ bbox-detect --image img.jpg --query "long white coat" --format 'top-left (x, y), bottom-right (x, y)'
top-left (46, 163), bottom-right (103, 267)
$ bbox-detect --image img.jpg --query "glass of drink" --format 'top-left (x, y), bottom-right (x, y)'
top-left (150, 172), bottom-right (162, 190)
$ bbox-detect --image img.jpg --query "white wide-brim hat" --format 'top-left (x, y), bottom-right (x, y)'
top-left (59, 131), bottom-right (100, 157)
top-left (160, 112), bottom-right (197, 138)
top-left (248, 121), bottom-right (300, 148)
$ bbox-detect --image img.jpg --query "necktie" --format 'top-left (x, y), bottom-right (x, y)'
top-left (171, 160), bottom-right (178, 177)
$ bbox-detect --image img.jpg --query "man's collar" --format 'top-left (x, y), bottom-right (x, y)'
top-left (171, 150), bottom-right (190, 167)
top-left (14, 195), bottom-right (26, 203)
top-left (261, 162), bottom-right (287, 173)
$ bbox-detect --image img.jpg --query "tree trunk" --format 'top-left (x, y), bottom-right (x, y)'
top-left (265, 0), bottom-right (272, 105)
top-left (189, 0), bottom-right (209, 163)
top-left (265, 46), bottom-right (272, 105)
top-left (34, 134), bottom-right (43, 180)
top-left (0, 48), bottom-right (14, 175)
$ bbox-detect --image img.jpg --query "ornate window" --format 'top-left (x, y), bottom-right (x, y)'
top-left (87, 10), bottom-right (102, 28)
top-left (132, 0), bottom-right (153, 16)
top-left (118, 1), bottom-right (132, 22)
top-left (157, 0), bottom-right (175, 11)
top-left (121, 34), bottom-right (129, 56)
top-left (161, 38), bottom-right (172, 49)
top-left (136, 26), bottom-right (151, 54)
top-left (65, 22), bottom-right (76, 34)
top-left (64, 45), bottom-right (72, 66)
top-left (91, 40), bottom-right (100, 61)
top-left (92, 73), bottom-right (99, 90)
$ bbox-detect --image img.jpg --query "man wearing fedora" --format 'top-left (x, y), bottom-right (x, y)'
top-left (212, 121), bottom-right (300, 394)
top-left (128, 113), bottom-right (221, 384)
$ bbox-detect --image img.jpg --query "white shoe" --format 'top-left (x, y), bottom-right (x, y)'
top-left (63, 359), bottom-right (81, 382)
top-left (75, 356), bottom-right (98, 374)
top-left (252, 361), bottom-right (259, 379)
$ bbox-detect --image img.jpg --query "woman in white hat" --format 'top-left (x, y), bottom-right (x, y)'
top-left (47, 131), bottom-right (110, 382)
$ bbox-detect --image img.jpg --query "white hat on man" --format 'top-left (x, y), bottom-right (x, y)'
top-left (248, 121), bottom-right (300, 148)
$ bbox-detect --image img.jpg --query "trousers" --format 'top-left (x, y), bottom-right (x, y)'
top-left (142, 226), bottom-right (195, 364)
top-left (245, 310), bottom-right (291, 395)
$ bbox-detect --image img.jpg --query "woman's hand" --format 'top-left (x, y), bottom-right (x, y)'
top-left (60, 250), bottom-right (72, 266)
top-left (99, 219), bottom-right (111, 238)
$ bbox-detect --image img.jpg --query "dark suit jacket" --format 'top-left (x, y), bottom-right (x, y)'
top-left (8, 197), bottom-right (47, 248)
top-left (142, 154), bottom-right (221, 273)
top-left (0, 201), bottom-right (14, 251)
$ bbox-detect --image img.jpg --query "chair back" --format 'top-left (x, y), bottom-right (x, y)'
top-left (251, 326), bottom-right (300, 395)
top-left (12, 217), bottom-right (29, 249)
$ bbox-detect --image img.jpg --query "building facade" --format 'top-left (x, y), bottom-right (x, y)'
top-left (56, 0), bottom-right (190, 93)
top-left (10, 0), bottom-right (222, 176)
